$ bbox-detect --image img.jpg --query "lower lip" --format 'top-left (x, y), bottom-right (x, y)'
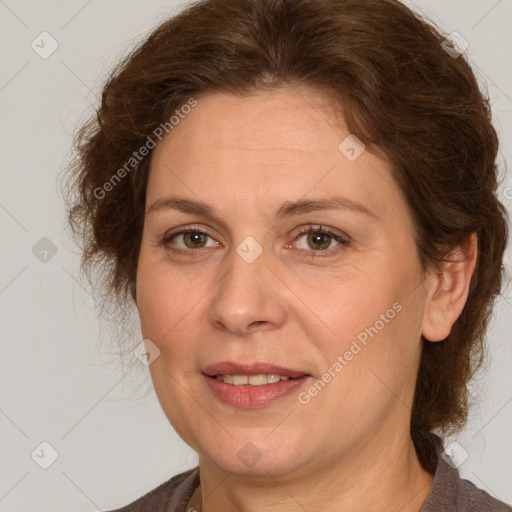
top-left (203, 374), bottom-right (310, 409)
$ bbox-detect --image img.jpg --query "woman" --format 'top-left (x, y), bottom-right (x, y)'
top-left (64, 0), bottom-right (511, 510)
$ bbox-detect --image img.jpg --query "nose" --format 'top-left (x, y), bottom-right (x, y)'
top-left (207, 242), bottom-right (287, 336)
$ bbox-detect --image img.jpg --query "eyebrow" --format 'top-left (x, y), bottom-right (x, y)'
top-left (146, 195), bottom-right (377, 220)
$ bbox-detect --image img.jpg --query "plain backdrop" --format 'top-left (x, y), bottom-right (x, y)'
top-left (1, 0), bottom-right (511, 510)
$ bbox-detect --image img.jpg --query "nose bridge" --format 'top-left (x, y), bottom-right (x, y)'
top-left (207, 236), bottom-right (287, 334)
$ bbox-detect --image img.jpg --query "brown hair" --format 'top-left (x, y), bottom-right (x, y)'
top-left (63, 0), bottom-right (508, 464)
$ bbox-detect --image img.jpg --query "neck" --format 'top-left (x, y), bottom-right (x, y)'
top-left (193, 431), bottom-right (435, 512)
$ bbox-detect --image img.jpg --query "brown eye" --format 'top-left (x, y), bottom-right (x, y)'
top-left (163, 228), bottom-right (220, 254)
top-left (304, 231), bottom-right (332, 251)
top-left (182, 231), bottom-right (208, 249)
top-left (292, 225), bottom-right (350, 259)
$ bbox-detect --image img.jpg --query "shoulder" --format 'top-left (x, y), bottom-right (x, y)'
top-left (454, 477), bottom-right (512, 512)
top-left (105, 466), bottom-right (200, 512)
top-left (419, 436), bottom-right (512, 511)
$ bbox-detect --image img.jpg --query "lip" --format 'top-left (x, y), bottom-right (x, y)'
top-left (202, 361), bottom-right (308, 379)
top-left (203, 374), bottom-right (310, 408)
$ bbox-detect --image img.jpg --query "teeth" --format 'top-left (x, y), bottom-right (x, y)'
top-left (215, 374), bottom-right (292, 386)
top-left (233, 375), bottom-right (248, 385)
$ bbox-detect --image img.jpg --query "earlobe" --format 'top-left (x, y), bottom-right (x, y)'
top-left (421, 233), bottom-right (478, 342)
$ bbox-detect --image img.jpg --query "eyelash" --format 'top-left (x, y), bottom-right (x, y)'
top-left (160, 224), bottom-right (350, 259)
top-left (294, 225), bottom-right (350, 259)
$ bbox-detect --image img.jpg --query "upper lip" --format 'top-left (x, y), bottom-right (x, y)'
top-left (202, 361), bottom-right (308, 379)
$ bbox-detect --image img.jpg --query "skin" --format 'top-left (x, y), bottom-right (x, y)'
top-left (135, 85), bottom-right (477, 511)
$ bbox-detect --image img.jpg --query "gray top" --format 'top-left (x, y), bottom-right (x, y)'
top-left (107, 438), bottom-right (512, 511)
top-left (418, 451), bottom-right (512, 511)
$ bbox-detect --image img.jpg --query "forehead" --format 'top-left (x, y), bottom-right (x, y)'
top-left (146, 86), bottom-right (400, 221)
top-left (155, 87), bottom-right (343, 157)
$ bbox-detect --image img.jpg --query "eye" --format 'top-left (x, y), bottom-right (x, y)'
top-left (161, 224), bottom-right (350, 259)
top-left (291, 225), bottom-right (350, 258)
top-left (162, 227), bottom-right (220, 254)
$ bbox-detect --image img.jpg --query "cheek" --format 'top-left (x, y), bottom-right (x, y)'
top-left (300, 264), bottom-right (424, 398)
top-left (302, 303), bottom-right (423, 443)
top-left (296, 270), bottom-right (400, 353)
top-left (135, 250), bottom-right (217, 387)
top-left (136, 249), bottom-right (198, 339)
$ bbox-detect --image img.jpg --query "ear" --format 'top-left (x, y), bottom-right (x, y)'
top-left (421, 233), bottom-right (478, 342)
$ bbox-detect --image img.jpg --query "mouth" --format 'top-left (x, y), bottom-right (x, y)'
top-left (202, 361), bottom-right (309, 383)
top-left (202, 363), bottom-right (311, 408)
top-left (211, 374), bottom-right (300, 386)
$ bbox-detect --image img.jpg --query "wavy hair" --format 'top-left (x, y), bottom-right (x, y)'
top-left (63, 0), bottom-right (508, 468)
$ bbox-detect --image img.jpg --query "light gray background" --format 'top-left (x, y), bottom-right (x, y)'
top-left (1, 0), bottom-right (511, 510)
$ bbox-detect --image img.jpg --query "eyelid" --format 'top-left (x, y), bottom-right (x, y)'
top-left (162, 224), bottom-right (219, 250)
top-left (292, 224), bottom-right (350, 243)
top-left (289, 225), bottom-right (350, 257)
top-left (164, 224), bottom-right (215, 238)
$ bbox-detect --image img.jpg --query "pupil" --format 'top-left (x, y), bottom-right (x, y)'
top-left (187, 231), bottom-right (205, 247)
top-left (308, 232), bottom-right (330, 250)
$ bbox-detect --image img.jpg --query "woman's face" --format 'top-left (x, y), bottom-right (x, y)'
top-left (136, 86), bottom-right (430, 477)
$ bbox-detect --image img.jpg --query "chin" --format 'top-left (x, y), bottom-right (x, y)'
top-left (200, 439), bottom-right (311, 477)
